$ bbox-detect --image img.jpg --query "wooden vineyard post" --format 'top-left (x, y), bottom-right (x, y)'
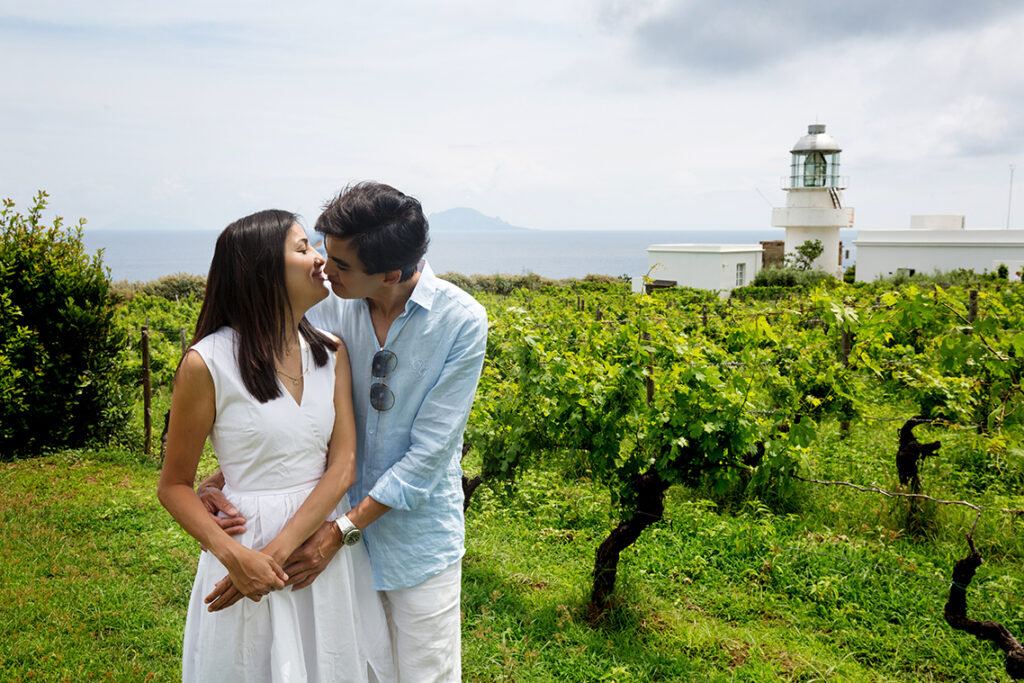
top-left (141, 325), bottom-right (152, 456)
top-left (642, 331), bottom-right (653, 405)
top-left (839, 325), bottom-right (853, 439)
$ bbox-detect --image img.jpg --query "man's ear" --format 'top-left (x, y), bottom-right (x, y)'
top-left (380, 269), bottom-right (403, 286)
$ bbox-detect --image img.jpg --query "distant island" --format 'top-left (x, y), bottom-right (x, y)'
top-left (428, 207), bottom-right (531, 231)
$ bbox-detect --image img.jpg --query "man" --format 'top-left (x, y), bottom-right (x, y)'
top-left (199, 182), bottom-right (487, 681)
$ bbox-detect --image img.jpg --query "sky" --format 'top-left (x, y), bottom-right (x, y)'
top-left (2, 0), bottom-right (1024, 233)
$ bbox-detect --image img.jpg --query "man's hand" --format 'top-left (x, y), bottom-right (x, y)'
top-left (196, 479), bottom-right (246, 536)
top-left (283, 521), bottom-right (344, 590)
top-left (204, 575), bottom-right (245, 612)
top-left (204, 548), bottom-right (287, 612)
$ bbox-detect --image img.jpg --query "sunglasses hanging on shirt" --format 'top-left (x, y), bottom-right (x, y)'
top-left (370, 349), bottom-right (397, 411)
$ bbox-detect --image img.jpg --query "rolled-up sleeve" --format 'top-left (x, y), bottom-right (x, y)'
top-left (368, 310), bottom-right (487, 510)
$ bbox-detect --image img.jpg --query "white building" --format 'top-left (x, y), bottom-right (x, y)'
top-left (770, 124), bottom-right (853, 276)
top-left (854, 215), bottom-right (1024, 281)
top-left (635, 244), bottom-right (763, 294)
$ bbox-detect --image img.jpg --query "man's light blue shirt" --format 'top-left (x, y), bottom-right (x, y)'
top-left (307, 261), bottom-right (487, 590)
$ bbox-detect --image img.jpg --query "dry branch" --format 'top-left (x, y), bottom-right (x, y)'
top-left (792, 476), bottom-right (1024, 518)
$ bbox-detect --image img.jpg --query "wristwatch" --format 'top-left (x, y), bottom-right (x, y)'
top-left (335, 514), bottom-right (363, 546)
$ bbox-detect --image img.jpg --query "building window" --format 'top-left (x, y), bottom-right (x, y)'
top-left (803, 151), bottom-right (826, 187)
top-left (735, 262), bottom-right (746, 287)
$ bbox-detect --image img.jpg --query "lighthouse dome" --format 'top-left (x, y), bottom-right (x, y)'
top-left (791, 124), bottom-right (841, 153)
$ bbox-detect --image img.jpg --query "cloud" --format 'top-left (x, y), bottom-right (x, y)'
top-left (600, 0), bottom-right (1022, 73)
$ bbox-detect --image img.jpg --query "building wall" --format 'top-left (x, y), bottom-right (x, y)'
top-left (760, 240), bottom-right (785, 268)
top-left (783, 226), bottom-right (843, 276)
top-left (646, 247), bottom-right (762, 293)
top-left (770, 187), bottom-right (854, 278)
top-left (854, 230), bottom-right (1024, 281)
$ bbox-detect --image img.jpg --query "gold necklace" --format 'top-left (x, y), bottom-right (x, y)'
top-left (276, 368), bottom-right (303, 385)
top-left (276, 345), bottom-right (306, 385)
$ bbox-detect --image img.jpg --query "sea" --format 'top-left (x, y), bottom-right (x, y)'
top-left (82, 229), bottom-right (858, 283)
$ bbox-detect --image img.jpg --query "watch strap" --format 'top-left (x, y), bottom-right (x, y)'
top-left (335, 514), bottom-right (362, 545)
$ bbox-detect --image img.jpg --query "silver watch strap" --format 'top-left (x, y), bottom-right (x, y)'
top-left (335, 514), bottom-right (358, 536)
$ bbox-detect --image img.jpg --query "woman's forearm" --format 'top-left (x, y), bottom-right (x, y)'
top-left (158, 480), bottom-right (243, 566)
top-left (262, 461), bottom-right (355, 563)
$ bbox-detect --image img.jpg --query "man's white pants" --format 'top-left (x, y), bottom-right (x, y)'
top-left (380, 560), bottom-right (462, 682)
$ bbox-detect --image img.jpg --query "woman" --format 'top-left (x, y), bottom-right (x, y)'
top-left (158, 210), bottom-right (394, 682)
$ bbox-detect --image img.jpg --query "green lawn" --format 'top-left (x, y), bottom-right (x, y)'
top-left (1, 416), bottom-right (1022, 681)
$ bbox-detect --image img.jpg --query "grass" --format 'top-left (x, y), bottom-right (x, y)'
top-left (0, 415), bottom-right (1022, 681)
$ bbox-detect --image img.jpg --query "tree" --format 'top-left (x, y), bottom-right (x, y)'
top-left (0, 192), bottom-right (131, 455)
top-left (786, 239), bottom-right (824, 271)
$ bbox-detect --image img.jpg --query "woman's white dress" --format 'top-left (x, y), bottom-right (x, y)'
top-left (182, 327), bottom-right (394, 682)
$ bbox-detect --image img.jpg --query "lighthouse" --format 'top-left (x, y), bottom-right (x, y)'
top-left (770, 124), bottom-right (853, 277)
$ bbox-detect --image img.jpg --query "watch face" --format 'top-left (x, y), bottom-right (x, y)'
top-left (343, 528), bottom-right (362, 546)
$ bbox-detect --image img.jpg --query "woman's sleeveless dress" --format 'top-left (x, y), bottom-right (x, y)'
top-left (182, 327), bottom-right (394, 682)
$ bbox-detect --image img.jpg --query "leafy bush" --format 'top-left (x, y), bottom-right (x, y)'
top-left (437, 271), bottom-right (552, 293)
top-left (730, 285), bottom-right (800, 301)
top-left (872, 268), bottom-right (995, 289)
top-left (111, 273), bottom-right (206, 302)
top-left (437, 271), bottom-right (627, 294)
top-left (142, 272), bottom-right (206, 301)
top-left (752, 265), bottom-right (831, 288)
top-left (648, 285), bottom-right (718, 304)
top-left (0, 192), bottom-right (131, 455)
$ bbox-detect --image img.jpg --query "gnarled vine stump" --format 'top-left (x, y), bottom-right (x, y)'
top-left (895, 416), bottom-right (941, 492)
top-left (591, 469), bottom-right (672, 612)
top-left (945, 539), bottom-right (1024, 679)
top-left (460, 443), bottom-right (483, 512)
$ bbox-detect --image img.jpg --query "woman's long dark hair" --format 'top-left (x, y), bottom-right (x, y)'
top-left (190, 209), bottom-right (337, 403)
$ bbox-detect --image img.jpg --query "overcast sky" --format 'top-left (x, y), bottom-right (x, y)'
top-left (3, 1), bottom-right (1023, 232)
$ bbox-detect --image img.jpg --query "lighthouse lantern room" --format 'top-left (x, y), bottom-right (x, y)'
top-left (771, 123), bottom-right (854, 276)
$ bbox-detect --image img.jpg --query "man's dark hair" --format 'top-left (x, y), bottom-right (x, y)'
top-left (315, 182), bottom-right (429, 282)
top-left (189, 209), bottom-right (337, 402)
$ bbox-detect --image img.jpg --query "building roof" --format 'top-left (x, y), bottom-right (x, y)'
top-left (791, 124), bottom-right (841, 153)
top-left (853, 229), bottom-right (1024, 247)
top-left (647, 244), bottom-right (764, 253)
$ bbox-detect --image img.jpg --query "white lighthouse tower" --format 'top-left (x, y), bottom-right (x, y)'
top-left (770, 124), bottom-right (854, 277)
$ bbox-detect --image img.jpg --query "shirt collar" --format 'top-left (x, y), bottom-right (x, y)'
top-left (406, 260), bottom-right (437, 312)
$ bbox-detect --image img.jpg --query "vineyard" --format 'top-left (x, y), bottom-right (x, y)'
top-left (61, 276), bottom-right (1024, 679)
top-left (458, 278), bottom-right (1024, 679)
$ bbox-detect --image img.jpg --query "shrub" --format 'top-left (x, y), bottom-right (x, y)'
top-left (874, 267), bottom-right (993, 289)
top-left (753, 265), bottom-right (831, 288)
top-left (142, 272), bottom-right (206, 301)
top-left (110, 279), bottom-right (145, 301)
top-left (437, 271), bottom-right (628, 294)
top-left (730, 285), bottom-right (797, 301)
top-left (0, 192), bottom-right (131, 456)
top-left (110, 273), bottom-right (206, 303)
